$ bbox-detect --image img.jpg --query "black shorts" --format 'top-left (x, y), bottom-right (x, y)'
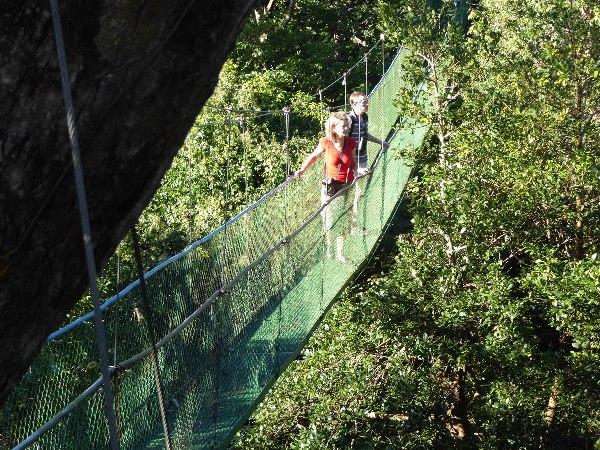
top-left (323, 180), bottom-right (349, 197)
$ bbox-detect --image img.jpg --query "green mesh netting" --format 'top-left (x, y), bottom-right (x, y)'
top-left (0, 48), bottom-right (429, 450)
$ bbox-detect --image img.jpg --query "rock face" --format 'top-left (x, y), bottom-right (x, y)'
top-left (0, 0), bottom-right (256, 405)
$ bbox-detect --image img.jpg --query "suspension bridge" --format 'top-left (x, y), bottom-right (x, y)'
top-left (0, 18), bottom-right (430, 449)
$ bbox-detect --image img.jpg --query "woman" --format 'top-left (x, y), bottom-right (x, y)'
top-left (295, 111), bottom-right (357, 262)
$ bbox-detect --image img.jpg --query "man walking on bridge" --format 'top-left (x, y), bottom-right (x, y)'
top-left (348, 91), bottom-right (390, 175)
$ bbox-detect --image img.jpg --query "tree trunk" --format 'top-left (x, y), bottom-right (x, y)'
top-left (541, 376), bottom-right (561, 448)
top-left (446, 366), bottom-right (469, 440)
top-left (0, 0), bottom-right (256, 405)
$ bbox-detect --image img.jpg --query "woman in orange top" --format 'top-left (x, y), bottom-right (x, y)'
top-left (295, 111), bottom-right (357, 262)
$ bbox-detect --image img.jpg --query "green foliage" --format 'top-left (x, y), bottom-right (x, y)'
top-left (235, 0), bottom-right (600, 448)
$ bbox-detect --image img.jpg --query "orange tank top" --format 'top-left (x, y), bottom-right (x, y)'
top-left (321, 136), bottom-right (356, 183)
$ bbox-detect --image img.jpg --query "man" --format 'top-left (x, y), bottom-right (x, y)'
top-left (348, 91), bottom-right (390, 175)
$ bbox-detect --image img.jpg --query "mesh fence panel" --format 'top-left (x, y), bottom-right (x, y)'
top-left (0, 48), bottom-right (429, 449)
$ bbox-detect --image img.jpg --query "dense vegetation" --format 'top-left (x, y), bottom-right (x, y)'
top-left (232, 0), bottom-right (600, 448)
top-left (69, 0), bottom-right (599, 447)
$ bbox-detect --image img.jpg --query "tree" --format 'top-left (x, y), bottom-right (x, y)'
top-left (376, 0), bottom-right (600, 445)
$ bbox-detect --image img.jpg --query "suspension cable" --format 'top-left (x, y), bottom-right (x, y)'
top-left (130, 227), bottom-right (173, 450)
top-left (204, 39), bottom-right (386, 118)
top-left (283, 106), bottom-right (291, 177)
top-left (279, 106), bottom-right (292, 369)
top-left (212, 107), bottom-right (233, 448)
top-left (111, 246), bottom-right (120, 424)
top-left (380, 34), bottom-right (386, 226)
top-left (48, 1), bottom-right (120, 448)
top-left (365, 53), bottom-right (368, 94)
top-left (187, 141), bottom-right (194, 243)
top-left (223, 109), bottom-right (232, 283)
top-left (380, 34), bottom-right (386, 145)
top-left (238, 118), bottom-right (250, 204)
top-left (343, 72), bottom-right (348, 111)
top-left (381, 34), bottom-right (386, 81)
top-left (318, 91), bottom-right (327, 135)
top-left (113, 247), bottom-right (121, 366)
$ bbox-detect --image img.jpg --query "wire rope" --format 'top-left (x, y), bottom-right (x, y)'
top-left (130, 227), bottom-right (173, 450)
top-left (187, 140), bottom-right (194, 243)
top-left (380, 35), bottom-right (386, 227)
top-left (278, 106), bottom-right (292, 369)
top-left (343, 72), bottom-right (348, 111)
top-left (365, 53), bottom-right (368, 94)
top-left (48, 0), bottom-right (120, 447)
top-left (113, 247), bottom-right (121, 366)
